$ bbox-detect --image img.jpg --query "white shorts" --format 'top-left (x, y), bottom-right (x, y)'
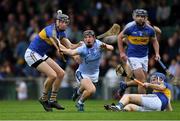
top-left (139, 94), bottom-right (162, 111)
top-left (75, 71), bottom-right (99, 83)
top-left (128, 56), bottom-right (148, 72)
top-left (24, 48), bottom-right (48, 67)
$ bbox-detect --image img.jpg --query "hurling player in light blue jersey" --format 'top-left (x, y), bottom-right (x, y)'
top-left (104, 72), bottom-right (173, 112)
top-left (118, 9), bottom-right (160, 94)
top-left (24, 10), bottom-right (81, 112)
top-left (60, 30), bottom-right (114, 111)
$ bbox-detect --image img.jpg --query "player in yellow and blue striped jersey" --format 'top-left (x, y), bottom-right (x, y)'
top-left (24, 10), bottom-right (81, 112)
top-left (104, 72), bottom-right (173, 112)
top-left (118, 9), bottom-right (160, 95)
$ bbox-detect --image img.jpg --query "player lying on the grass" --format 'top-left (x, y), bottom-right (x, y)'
top-left (59, 30), bottom-right (114, 111)
top-left (104, 72), bottom-right (173, 112)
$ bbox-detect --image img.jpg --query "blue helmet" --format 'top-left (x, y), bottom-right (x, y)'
top-left (132, 9), bottom-right (148, 18)
top-left (150, 72), bottom-right (167, 82)
top-left (56, 10), bottom-right (69, 24)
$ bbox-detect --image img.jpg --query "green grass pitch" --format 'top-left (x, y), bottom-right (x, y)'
top-left (0, 100), bottom-right (179, 120)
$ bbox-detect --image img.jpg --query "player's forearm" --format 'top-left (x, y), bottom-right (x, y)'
top-left (118, 33), bottom-right (124, 54)
top-left (152, 39), bottom-right (160, 55)
top-left (154, 26), bottom-right (162, 35)
top-left (49, 38), bottom-right (59, 51)
top-left (61, 49), bottom-right (77, 56)
top-left (106, 44), bottom-right (114, 51)
top-left (71, 42), bottom-right (81, 49)
top-left (148, 83), bottom-right (165, 91)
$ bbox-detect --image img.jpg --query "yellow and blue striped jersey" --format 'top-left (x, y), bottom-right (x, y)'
top-left (28, 24), bottom-right (66, 56)
top-left (153, 82), bottom-right (171, 110)
top-left (123, 21), bottom-right (155, 58)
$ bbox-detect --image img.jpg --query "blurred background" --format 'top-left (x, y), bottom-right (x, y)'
top-left (0, 0), bottom-right (179, 101)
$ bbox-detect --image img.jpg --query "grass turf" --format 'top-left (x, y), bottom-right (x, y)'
top-left (0, 100), bottom-right (180, 120)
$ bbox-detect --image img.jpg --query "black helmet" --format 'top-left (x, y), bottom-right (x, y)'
top-left (132, 9), bottom-right (148, 18)
top-left (83, 30), bottom-right (95, 37)
top-left (56, 10), bottom-right (69, 24)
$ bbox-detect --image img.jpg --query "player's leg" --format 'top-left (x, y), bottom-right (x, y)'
top-left (36, 62), bottom-right (57, 112)
top-left (45, 57), bottom-right (65, 110)
top-left (128, 57), bottom-right (148, 94)
top-left (133, 69), bottom-right (146, 93)
top-left (72, 71), bottom-right (84, 101)
top-left (24, 50), bottom-right (56, 111)
top-left (109, 94), bottom-right (142, 111)
top-left (79, 78), bottom-right (96, 102)
top-left (120, 94), bottom-right (162, 112)
top-left (76, 78), bottom-right (96, 111)
top-left (124, 104), bottom-right (141, 111)
top-left (118, 63), bottom-right (136, 96)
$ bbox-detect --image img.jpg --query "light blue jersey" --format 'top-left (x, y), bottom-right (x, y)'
top-left (75, 39), bottom-right (103, 82)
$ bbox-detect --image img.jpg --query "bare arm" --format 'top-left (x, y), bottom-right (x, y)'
top-left (118, 31), bottom-right (125, 54)
top-left (118, 30), bottom-right (128, 61)
top-left (61, 38), bottom-right (82, 49)
top-left (50, 37), bottom-right (67, 62)
top-left (146, 20), bottom-right (162, 35)
top-left (61, 48), bottom-right (79, 56)
top-left (100, 43), bottom-right (114, 51)
top-left (153, 26), bottom-right (162, 35)
top-left (151, 37), bottom-right (160, 60)
top-left (49, 37), bottom-right (60, 51)
top-left (143, 81), bottom-right (166, 91)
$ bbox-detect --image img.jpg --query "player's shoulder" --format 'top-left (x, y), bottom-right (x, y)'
top-left (125, 21), bottom-right (136, 29)
top-left (44, 24), bottom-right (54, 30)
top-left (145, 23), bottom-right (155, 32)
top-left (77, 42), bottom-right (86, 49)
top-left (95, 39), bottom-right (102, 44)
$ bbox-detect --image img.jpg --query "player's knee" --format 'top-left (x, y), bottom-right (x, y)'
top-left (57, 70), bottom-right (65, 78)
top-left (124, 104), bottom-right (134, 111)
top-left (124, 105), bottom-right (131, 111)
top-left (129, 95), bottom-right (135, 102)
top-left (87, 86), bottom-right (96, 95)
top-left (123, 94), bottom-right (130, 100)
top-left (91, 86), bottom-right (96, 94)
top-left (48, 73), bottom-right (57, 81)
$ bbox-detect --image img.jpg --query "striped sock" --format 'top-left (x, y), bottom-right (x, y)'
top-left (116, 102), bottom-right (124, 109)
top-left (41, 92), bottom-right (48, 101)
top-left (78, 99), bottom-right (84, 104)
top-left (50, 92), bottom-right (58, 102)
top-left (77, 88), bottom-right (82, 95)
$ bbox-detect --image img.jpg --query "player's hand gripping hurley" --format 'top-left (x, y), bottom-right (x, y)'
top-left (116, 61), bottom-right (144, 86)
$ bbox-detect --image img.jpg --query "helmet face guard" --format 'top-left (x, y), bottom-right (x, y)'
top-left (150, 72), bottom-right (167, 83)
top-left (83, 30), bottom-right (95, 38)
top-left (56, 14), bottom-right (70, 24)
top-left (132, 9), bottom-right (148, 19)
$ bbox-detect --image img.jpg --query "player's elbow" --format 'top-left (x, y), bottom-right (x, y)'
top-left (109, 46), bottom-right (114, 51)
